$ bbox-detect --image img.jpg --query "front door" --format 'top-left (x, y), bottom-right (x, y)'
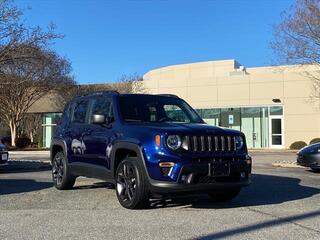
top-left (83, 96), bottom-right (114, 169)
top-left (270, 116), bottom-right (284, 148)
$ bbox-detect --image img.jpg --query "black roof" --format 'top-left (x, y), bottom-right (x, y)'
top-left (74, 91), bottom-right (179, 99)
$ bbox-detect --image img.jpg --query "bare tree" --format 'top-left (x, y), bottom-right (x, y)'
top-left (19, 113), bottom-right (41, 143)
top-left (0, 0), bottom-right (60, 65)
top-left (0, 46), bottom-right (75, 146)
top-left (0, 1), bottom-right (73, 146)
top-left (117, 74), bottom-right (145, 93)
top-left (55, 74), bottom-right (145, 110)
top-left (271, 0), bottom-right (320, 103)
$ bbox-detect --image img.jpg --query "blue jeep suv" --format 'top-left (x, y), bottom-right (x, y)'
top-left (51, 91), bottom-right (251, 209)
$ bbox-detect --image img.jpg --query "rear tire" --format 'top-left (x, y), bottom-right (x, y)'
top-left (52, 151), bottom-right (76, 190)
top-left (115, 157), bottom-right (150, 209)
top-left (207, 187), bottom-right (241, 202)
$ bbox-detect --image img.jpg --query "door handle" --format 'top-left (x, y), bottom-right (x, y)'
top-left (64, 130), bottom-right (72, 135)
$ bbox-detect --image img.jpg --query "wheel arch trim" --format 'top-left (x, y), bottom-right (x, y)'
top-left (50, 138), bottom-right (68, 163)
top-left (110, 141), bottom-right (146, 178)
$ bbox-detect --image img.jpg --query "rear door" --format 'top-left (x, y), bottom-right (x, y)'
top-left (68, 98), bottom-right (90, 163)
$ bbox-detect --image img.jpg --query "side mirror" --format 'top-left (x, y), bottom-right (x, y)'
top-left (92, 114), bottom-right (106, 124)
top-left (106, 116), bottom-right (114, 125)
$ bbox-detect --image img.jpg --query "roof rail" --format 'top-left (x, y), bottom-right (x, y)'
top-left (92, 90), bottom-right (120, 95)
top-left (158, 94), bottom-right (179, 98)
top-left (76, 90), bottom-right (120, 98)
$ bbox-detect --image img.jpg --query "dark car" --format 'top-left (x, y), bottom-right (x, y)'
top-left (0, 143), bottom-right (9, 168)
top-left (297, 143), bottom-right (320, 171)
top-left (50, 92), bottom-right (252, 209)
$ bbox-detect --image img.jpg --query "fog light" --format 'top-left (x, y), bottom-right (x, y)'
top-left (159, 162), bottom-right (174, 167)
top-left (240, 172), bottom-right (246, 179)
top-left (159, 162), bottom-right (174, 176)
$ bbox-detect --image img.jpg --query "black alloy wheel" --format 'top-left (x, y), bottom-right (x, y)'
top-left (117, 161), bottom-right (137, 202)
top-left (52, 151), bottom-right (76, 190)
top-left (116, 158), bottom-right (149, 209)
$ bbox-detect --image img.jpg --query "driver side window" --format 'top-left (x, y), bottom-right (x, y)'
top-left (90, 97), bottom-right (114, 123)
top-left (163, 104), bottom-right (190, 123)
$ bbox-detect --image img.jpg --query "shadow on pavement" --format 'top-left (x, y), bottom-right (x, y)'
top-left (149, 173), bottom-right (320, 209)
top-left (73, 181), bottom-right (115, 190)
top-left (0, 179), bottom-right (52, 195)
top-left (195, 210), bottom-right (320, 239)
top-left (0, 161), bottom-right (51, 173)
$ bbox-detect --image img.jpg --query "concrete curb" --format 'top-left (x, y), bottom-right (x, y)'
top-left (272, 161), bottom-right (305, 168)
top-left (249, 149), bottom-right (298, 153)
top-left (8, 151), bottom-right (50, 155)
top-left (8, 159), bottom-right (51, 164)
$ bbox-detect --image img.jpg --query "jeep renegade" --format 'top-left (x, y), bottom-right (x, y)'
top-left (51, 92), bottom-right (251, 209)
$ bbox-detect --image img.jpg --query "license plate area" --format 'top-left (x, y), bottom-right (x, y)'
top-left (1, 153), bottom-right (8, 161)
top-left (211, 162), bottom-right (230, 177)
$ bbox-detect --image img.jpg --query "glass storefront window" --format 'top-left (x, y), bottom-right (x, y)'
top-left (270, 106), bottom-right (283, 115)
top-left (201, 109), bottom-right (220, 126)
top-left (271, 118), bottom-right (283, 146)
top-left (42, 113), bottom-right (62, 148)
top-left (260, 107), bottom-right (269, 148)
top-left (220, 108), bottom-right (241, 131)
top-left (240, 107), bottom-right (269, 148)
top-left (194, 105), bottom-right (282, 149)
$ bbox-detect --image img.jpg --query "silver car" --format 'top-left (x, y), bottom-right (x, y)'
top-left (297, 143), bottom-right (320, 172)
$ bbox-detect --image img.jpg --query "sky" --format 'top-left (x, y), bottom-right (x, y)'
top-left (16, 0), bottom-right (295, 84)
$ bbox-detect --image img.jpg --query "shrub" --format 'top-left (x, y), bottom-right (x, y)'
top-left (15, 137), bottom-right (31, 149)
top-left (290, 141), bottom-right (307, 150)
top-left (310, 138), bottom-right (320, 145)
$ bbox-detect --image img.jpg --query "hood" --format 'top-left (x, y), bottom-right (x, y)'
top-left (298, 143), bottom-right (320, 154)
top-left (125, 122), bottom-right (242, 136)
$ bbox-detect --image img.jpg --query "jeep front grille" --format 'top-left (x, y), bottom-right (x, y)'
top-left (185, 135), bottom-right (236, 152)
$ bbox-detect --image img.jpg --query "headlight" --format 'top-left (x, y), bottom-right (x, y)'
top-left (166, 135), bottom-right (182, 151)
top-left (235, 136), bottom-right (244, 150)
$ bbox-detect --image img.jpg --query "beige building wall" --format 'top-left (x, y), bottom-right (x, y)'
top-left (143, 59), bottom-right (320, 149)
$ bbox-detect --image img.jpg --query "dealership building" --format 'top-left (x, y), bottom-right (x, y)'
top-left (143, 59), bottom-right (320, 149)
top-left (28, 59), bottom-right (320, 149)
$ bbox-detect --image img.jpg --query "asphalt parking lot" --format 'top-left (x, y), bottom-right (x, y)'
top-left (1, 151), bottom-right (320, 240)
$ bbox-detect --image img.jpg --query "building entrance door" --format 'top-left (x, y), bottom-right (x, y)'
top-left (270, 116), bottom-right (284, 148)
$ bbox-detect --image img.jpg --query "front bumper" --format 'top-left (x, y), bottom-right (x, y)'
top-left (0, 151), bottom-right (9, 166)
top-left (148, 158), bottom-right (252, 194)
top-left (149, 178), bottom-right (251, 194)
top-left (297, 154), bottom-right (320, 169)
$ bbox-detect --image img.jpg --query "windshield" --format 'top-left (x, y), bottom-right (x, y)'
top-left (118, 95), bottom-right (203, 123)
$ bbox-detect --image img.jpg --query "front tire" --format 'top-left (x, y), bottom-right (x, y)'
top-left (115, 157), bottom-right (150, 209)
top-left (52, 151), bottom-right (76, 190)
top-left (207, 187), bottom-right (241, 202)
